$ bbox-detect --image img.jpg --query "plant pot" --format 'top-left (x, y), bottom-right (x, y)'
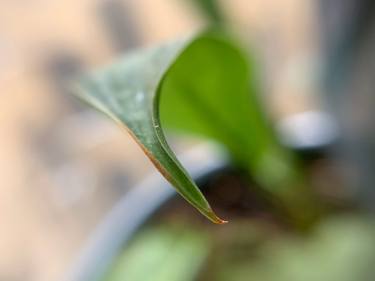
top-left (65, 111), bottom-right (337, 281)
top-left (65, 144), bottom-right (228, 281)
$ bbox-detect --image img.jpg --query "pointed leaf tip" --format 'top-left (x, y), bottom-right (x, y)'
top-left (205, 210), bottom-right (228, 224)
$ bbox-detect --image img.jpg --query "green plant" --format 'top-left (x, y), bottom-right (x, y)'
top-left (71, 2), bottom-right (375, 280)
top-left (75, 30), bottom-right (318, 226)
top-left (104, 218), bottom-right (375, 281)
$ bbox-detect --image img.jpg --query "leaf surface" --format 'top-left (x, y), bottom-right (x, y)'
top-left (75, 30), bottom-right (315, 225)
top-left (75, 32), bottom-right (230, 224)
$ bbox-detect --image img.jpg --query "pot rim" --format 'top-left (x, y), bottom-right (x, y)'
top-left (65, 144), bottom-right (226, 281)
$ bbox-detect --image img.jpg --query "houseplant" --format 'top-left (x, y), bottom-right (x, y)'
top-left (69, 27), bottom-right (375, 280)
top-left (74, 30), bottom-right (319, 225)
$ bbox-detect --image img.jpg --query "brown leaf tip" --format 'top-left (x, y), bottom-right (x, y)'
top-left (207, 210), bottom-right (228, 224)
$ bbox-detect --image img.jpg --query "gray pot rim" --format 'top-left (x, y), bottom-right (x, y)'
top-left (64, 144), bottom-right (226, 281)
top-left (64, 114), bottom-right (333, 281)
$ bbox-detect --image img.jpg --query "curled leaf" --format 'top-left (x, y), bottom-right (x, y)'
top-left (74, 32), bottom-right (232, 224)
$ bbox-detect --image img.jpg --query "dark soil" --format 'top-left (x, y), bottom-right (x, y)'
top-left (154, 167), bottom-right (282, 228)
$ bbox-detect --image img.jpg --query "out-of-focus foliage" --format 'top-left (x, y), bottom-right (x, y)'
top-left (186, 0), bottom-right (224, 24)
top-left (105, 217), bottom-right (375, 281)
top-left (104, 225), bottom-right (210, 281)
top-left (160, 32), bottom-right (318, 225)
top-left (213, 217), bottom-right (375, 281)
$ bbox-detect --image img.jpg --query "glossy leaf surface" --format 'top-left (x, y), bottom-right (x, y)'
top-left (75, 32), bottom-right (232, 224)
top-left (75, 31), bottom-right (314, 224)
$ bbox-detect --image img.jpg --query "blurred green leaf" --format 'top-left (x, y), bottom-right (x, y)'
top-left (186, 0), bottom-right (224, 24)
top-left (159, 32), bottom-right (318, 224)
top-left (105, 225), bottom-right (211, 281)
top-left (160, 32), bottom-right (277, 175)
top-left (213, 216), bottom-right (375, 281)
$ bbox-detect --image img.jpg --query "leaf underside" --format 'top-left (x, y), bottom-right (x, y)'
top-left (74, 30), bottom-right (301, 224)
top-left (75, 32), bottom-right (239, 223)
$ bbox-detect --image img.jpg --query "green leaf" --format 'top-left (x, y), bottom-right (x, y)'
top-left (74, 32), bottom-right (228, 224)
top-left (105, 224), bottom-right (211, 281)
top-left (74, 30), bottom-right (317, 225)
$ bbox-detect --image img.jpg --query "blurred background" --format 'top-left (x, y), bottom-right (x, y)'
top-left (0, 0), bottom-right (355, 280)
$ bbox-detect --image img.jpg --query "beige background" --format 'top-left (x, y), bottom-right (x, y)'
top-left (0, 1), bottom-right (317, 280)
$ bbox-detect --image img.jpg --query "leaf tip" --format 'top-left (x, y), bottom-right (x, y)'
top-left (206, 210), bottom-right (228, 225)
top-left (216, 218), bottom-right (229, 225)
